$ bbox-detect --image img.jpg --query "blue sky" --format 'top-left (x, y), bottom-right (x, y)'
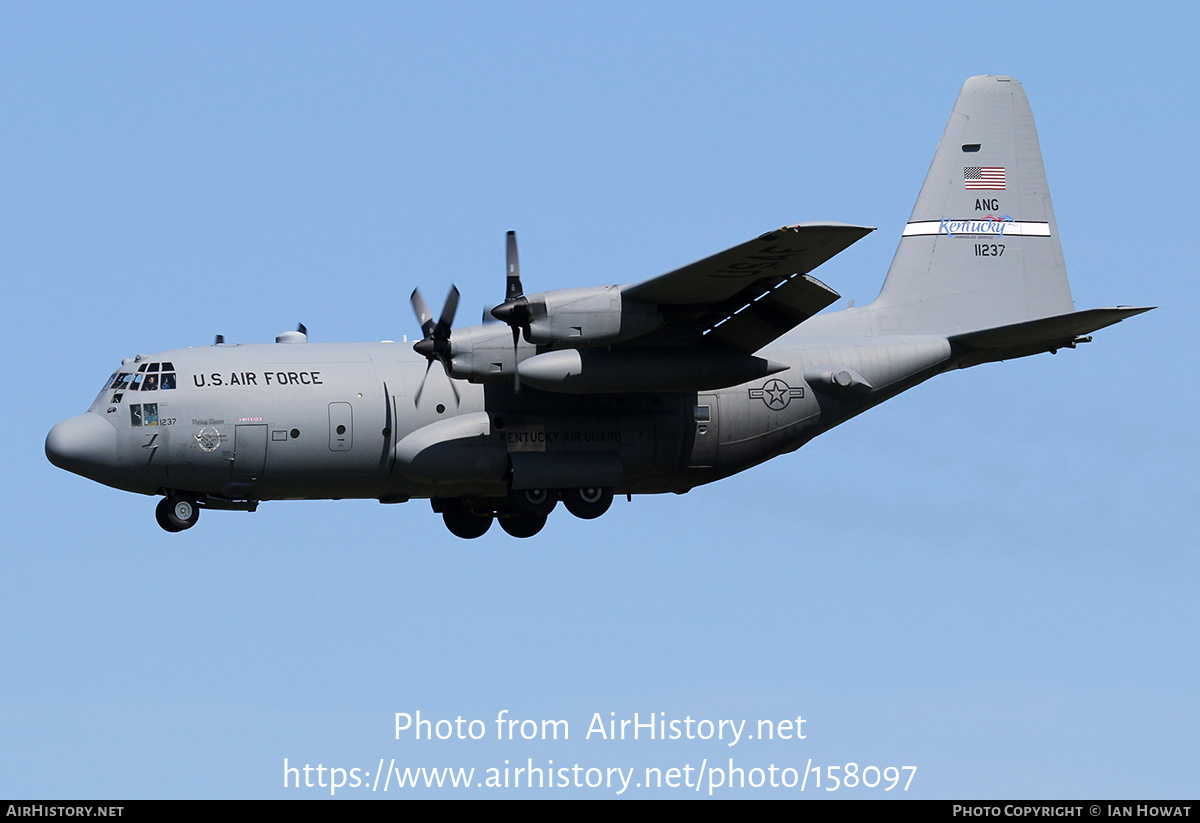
top-left (3, 2), bottom-right (1195, 798)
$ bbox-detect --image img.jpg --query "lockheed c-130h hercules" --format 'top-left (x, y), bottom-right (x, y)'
top-left (46, 76), bottom-right (1150, 539)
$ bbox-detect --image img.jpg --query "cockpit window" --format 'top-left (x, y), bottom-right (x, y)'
top-left (110, 365), bottom-right (174, 394)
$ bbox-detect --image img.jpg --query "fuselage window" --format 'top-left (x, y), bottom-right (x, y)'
top-left (111, 393), bottom-right (123, 404)
top-left (130, 405), bottom-right (143, 427)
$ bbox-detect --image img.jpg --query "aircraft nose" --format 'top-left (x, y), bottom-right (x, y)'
top-left (46, 412), bottom-right (117, 477)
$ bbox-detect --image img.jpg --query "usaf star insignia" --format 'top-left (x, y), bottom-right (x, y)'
top-left (749, 378), bottom-right (804, 410)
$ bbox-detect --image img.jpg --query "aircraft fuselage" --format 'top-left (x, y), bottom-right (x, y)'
top-left (49, 330), bottom-right (958, 503)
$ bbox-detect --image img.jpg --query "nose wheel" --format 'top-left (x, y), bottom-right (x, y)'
top-left (155, 494), bottom-right (200, 532)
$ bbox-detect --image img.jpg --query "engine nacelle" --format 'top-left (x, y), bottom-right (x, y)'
top-left (523, 286), bottom-right (662, 348)
top-left (444, 286), bottom-right (667, 384)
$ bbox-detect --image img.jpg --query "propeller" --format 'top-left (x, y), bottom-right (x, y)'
top-left (490, 230), bottom-right (532, 393)
top-left (411, 285), bottom-right (460, 406)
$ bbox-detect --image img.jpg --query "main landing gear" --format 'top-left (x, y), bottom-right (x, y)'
top-left (434, 486), bottom-right (616, 539)
top-left (439, 498), bottom-right (542, 539)
top-left (155, 494), bottom-right (199, 532)
top-left (561, 487), bottom-right (613, 520)
top-left (440, 499), bottom-right (494, 540)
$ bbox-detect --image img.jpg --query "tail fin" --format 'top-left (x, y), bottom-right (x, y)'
top-left (870, 75), bottom-right (1074, 335)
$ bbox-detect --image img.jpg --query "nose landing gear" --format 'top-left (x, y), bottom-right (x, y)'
top-left (155, 494), bottom-right (199, 532)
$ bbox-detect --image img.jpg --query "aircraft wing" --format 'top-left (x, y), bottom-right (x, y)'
top-left (622, 222), bottom-right (874, 353)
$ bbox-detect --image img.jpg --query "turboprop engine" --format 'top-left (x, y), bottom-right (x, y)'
top-left (511, 285), bottom-right (663, 348)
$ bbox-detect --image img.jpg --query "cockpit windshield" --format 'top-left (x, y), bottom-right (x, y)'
top-left (96, 361), bottom-right (177, 409)
top-left (107, 362), bottom-right (176, 395)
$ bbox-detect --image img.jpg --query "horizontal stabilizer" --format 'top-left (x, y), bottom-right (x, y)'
top-left (950, 306), bottom-right (1154, 365)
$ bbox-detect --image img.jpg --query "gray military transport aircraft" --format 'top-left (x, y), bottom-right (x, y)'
top-left (47, 76), bottom-right (1150, 539)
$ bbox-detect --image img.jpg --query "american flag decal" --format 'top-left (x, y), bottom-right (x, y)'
top-left (964, 166), bottom-right (1005, 190)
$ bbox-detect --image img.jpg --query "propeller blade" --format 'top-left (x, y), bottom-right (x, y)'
top-left (506, 230), bottom-right (523, 301)
top-left (433, 285), bottom-right (459, 339)
top-left (411, 289), bottom-right (435, 339)
top-left (436, 352), bottom-right (461, 405)
top-left (413, 358), bottom-right (434, 407)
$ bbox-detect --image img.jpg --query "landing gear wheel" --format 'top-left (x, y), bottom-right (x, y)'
top-left (562, 487), bottom-right (613, 520)
top-left (157, 495), bottom-right (199, 532)
top-left (442, 503), bottom-right (493, 539)
top-left (499, 513), bottom-right (547, 538)
top-left (155, 498), bottom-right (182, 532)
top-left (508, 487), bottom-right (557, 519)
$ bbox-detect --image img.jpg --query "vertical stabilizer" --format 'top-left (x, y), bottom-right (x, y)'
top-left (870, 76), bottom-right (1074, 335)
